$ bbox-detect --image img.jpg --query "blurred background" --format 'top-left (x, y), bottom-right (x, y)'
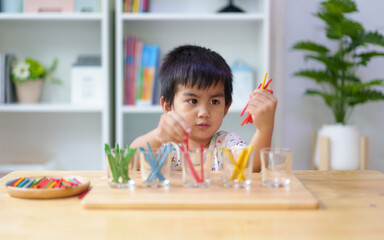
top-left (0, 0), bottom-right (383, 174)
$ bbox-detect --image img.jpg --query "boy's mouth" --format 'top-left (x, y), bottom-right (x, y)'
top-left (196, 123), bottom-right (210, 130)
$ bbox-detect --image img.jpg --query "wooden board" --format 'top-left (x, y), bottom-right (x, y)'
top-left (82, 172), bottom-right (319, 210)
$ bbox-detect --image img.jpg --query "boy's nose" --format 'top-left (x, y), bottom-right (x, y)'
top-left (197, 105), bottom-right (210, 118)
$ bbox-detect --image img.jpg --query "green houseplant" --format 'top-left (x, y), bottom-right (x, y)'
top-left (292, 0), bottom-right (384, 170)
top-left (293, 0), bottom-right (384, 125)
top-left (11, 57), bottom-right (60, 103)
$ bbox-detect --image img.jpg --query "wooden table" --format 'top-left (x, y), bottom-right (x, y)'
top-left (1, 170), bottom-right (384, 240)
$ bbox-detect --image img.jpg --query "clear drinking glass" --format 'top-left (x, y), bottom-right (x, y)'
top-left (222, 147), bottom-right (254, 188)
top-left (139, 146), bottom-right (172, 188)
top-left (181, 148), bottom-right (212, 188)
top-left (105, 148), bottom-right (137, 188)
top-left (260, 148), bottom-right (292, 187)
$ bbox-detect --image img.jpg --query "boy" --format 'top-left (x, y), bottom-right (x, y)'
top-left (131, 45), bottom-right (277, 172)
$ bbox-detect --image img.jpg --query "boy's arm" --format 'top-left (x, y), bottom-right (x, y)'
top-left (130, 129), bottom-right (163, 150)
top-left (245, 89), bottom-right (277, 172)
top-left (130, 111), bottom-right (191, 150)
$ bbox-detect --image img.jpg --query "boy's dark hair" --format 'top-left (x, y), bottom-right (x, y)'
top-left (159, 45), bottom-right (232, 107)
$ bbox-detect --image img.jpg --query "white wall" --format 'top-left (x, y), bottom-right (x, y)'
top-left (280, 0), bottom-right (384, 171)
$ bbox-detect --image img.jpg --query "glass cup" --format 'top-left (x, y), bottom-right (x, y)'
top-left (139, 146), bottom-right (172, 188)
top-left (181, 148), bottom-right (212, 188)
top-left (260, 148), bottom-right (292, 187)
top-left (105, 148), bottom-right (137, 188)
top-left (222, 147), bottom-right (254, 188)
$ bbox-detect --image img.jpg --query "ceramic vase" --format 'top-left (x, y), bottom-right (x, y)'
top-left (15, 79), bottom-right (43, 103)
top-left (315, 124), bottom-right (360, 170)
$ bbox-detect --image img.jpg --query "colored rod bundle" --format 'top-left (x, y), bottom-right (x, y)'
top-left (105, 143), bottom-right (137, 183)
top-left (6, 176), bottom-right (82, 189)
top-left (223, 145), bottom-right (253, 183)
top-left (139, 143), bottom-right (172, 182)
top-left (240, 73), bottom-right (273, 126)
top-left (180, 133), bottom-right (205, 183)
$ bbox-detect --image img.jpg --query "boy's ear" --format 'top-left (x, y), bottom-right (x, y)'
top-left (224, 101), bottom-right (232, 116)
top-left (160, 96), bottom-right (172, 113)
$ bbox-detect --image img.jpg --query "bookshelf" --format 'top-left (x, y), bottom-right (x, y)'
top-left (115, 0), bottom-right (270, 146)
top-left (0, 0), bottom-right (112, 171)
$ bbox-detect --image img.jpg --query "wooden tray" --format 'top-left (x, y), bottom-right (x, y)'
top-left (82, 173), bottom-right (319, 210)
top-left (6, 176), bottom-right (90, 199)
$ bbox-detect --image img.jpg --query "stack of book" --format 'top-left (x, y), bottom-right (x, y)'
top-left (0, 52), bottom-right (16, 104)
top-left (123, 0), bottom-right (148, 13)
top-left (124, 35), bottom-right (159, 106)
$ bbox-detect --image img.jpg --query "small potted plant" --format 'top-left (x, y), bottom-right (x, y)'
top-left (11, 57), bottom-right (59, 103)
top-left (292, 0), bottom-right (384, 169)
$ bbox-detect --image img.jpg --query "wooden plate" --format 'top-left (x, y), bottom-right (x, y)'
top-left (6, 176), bottom-right (90, 199)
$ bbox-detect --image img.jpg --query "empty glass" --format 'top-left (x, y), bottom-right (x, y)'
top-left (260, 148), bottom-right (292, 187)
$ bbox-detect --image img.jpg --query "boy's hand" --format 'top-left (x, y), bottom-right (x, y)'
top-left (154, 111), bottom-right (192, 144)
top-left (246, 89), bottom-right (277, 133)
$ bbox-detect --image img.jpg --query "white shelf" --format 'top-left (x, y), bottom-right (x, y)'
top-left (0, 104), bottom-right (103, 113)
top-left (0, 13), bottom-right (103, 21)
top-left (122, 105), bottom-right (162, 113)
top-left (0, 0), bottom-right (111, 171)
top-left (122, 13), bottom-right (265, 21)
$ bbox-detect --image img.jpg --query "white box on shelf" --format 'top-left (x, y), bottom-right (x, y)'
top-left (71, 66), bottom-right (103, 106)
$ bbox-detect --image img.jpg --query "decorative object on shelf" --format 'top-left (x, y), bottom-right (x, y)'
top-left (75, 0), bottom-right (100, 13)
top-left (231, 60), bottom-right (254, 109)
top-left (292, 0), bottom-right (384, 170)
top-left (217, 0), bottom-right (244, 13)
top-left (24, 0), bottom-right (74, 13)
top-left (1, 0), bottom-right (23, 13)
top-left (122, 0), bottom-right (148, 13)
top-left (0, 53), bottom-right (17, 104)
top-left (123, 35), bottom-right (159, 106)
top-left (11, 57), bottom-right (60, 103)
top-left (71, 55), bottom-right (103, 106)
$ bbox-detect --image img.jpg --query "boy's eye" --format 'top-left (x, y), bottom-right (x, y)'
top-left (211, 99), bottom-right (220, 105)
top-left (187, 99), bottom-right (198, 104)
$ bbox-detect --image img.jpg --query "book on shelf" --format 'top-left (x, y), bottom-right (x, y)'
top-left (123, 0), bottom-right (148, 13)
top-left (0, 52), bottom-right (16, 104)
top-left (123, 35), bottom-right (159, 106)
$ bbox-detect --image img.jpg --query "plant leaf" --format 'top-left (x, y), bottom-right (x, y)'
top-left (294, 70), bottom-right (332, 83)
top-left (305, 89), bottom-right (336, 108)
top-left (354, 51), bottom-right (384, 66)
top-left (340, 18), bottom-right (364, 39)
top-left (322, 0), bottom-right (357, 14)
top-left (292, 41), bottom-right (330, 54)
top-left (305, 55), bottom-right (354, 71)
top-left (348, 89), bottom-right (384, 106)
top-left (363, 31), bottom-right (384, 47)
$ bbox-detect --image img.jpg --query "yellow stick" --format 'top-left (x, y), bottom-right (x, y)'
top-left (237, 145), bottom-right (253, 182)
top-left (13, 177), bottom-right (25, 187)
top-left (230, 148), bottom-right (247, 181)
top-left (223, 148), bottom-right (245, 181)
top-left (261, 72), bottom-right (267, 89)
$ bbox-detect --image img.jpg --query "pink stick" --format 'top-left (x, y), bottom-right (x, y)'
top-left (180, 146), bottom-right (202, 183)
top-left (200, 144), bottom-right (204, 182)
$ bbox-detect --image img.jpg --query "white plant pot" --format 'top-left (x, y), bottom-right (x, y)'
top-left (315, 124), bottom-right (360, 170)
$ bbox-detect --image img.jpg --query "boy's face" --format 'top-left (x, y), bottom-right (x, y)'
top-left (169, 83), bottom-right (230, 147)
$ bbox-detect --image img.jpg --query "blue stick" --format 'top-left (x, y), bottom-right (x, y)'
top-left (148, 145), bottom-right (167, 180)
top-left (140, 146), bottom-right (165, 182)
top-left (148, 145), bottom-right (172, 182)
top-left (18, 178), bottom-right (30, 188)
